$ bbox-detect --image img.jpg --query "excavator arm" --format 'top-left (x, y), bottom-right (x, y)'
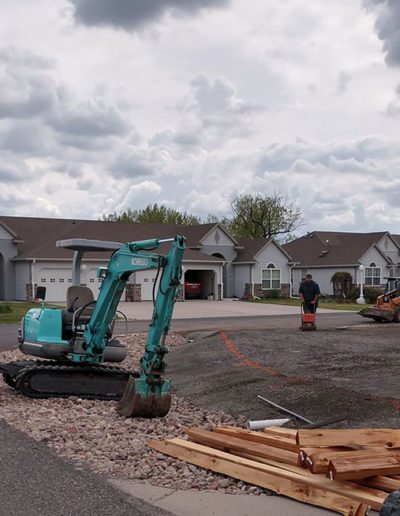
top-left (77, 234), bottom-right (186, 418)
top-left (70, 236), bottom-right (185, 364)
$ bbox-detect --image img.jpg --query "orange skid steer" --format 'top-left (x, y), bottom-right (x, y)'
top-left (359, 277), bottom-right (400, 323)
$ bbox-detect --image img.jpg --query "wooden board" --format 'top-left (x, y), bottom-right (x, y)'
top-left (213, 426), bottom-right (299, 452)
top-left (328, 454), bottom-right (400, 481)
top-left (223, 447), bottom-right (391, 505)
top-left (263, 426), bottom-right (298, 440)
top-left (306, 448), bottom-right (397, 474)
top-left (297, 429), bottom-right (400, 448)
top-left (150, 437), bottom-right (387, 511)
top-left (299, 447), bottom-right (354, 471)
top-left (186, 427), bottom-right (298, 465)
top-left (357, 475), bottom-right (400, 493)
top-left (149, 439), bottom-right (371, 516)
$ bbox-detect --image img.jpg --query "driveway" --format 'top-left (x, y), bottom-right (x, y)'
top-left (118, 299), bottom-right (347, 320)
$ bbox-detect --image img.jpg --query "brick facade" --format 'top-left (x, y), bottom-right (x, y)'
top-left (244, 282), bottom-right (290, 299)
top-left (125, 284), bottom-right (141, 302)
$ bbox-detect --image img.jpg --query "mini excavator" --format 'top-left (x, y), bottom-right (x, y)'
top-left (0, 235), bottom-right (185, 418)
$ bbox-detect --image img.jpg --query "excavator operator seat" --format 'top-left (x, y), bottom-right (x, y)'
top-left (62, 286), bottom-right (96, 332)
top-left (66, 286), bottom-right (94, 312)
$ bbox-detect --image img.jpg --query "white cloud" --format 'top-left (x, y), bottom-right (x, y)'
top-left (0, 0), bottom-right (400, 235)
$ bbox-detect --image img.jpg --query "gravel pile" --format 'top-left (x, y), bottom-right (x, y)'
top-left (0, 333), bottom-right (269, 496)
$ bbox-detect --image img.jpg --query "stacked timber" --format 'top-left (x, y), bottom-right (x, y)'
top-left (149, 426), bottom-right (400, 515)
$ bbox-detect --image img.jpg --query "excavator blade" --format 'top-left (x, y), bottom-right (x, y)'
top-left (358, 307), bottom-right (394, 322)
top-left (117, 377), bottom-right (172, 418)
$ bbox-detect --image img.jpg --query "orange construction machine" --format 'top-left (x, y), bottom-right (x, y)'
top-left (359, 277), bottom-right (400, 323)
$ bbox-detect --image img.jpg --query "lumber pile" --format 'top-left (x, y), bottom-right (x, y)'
top-left (148, 426), bottom-right (400, 515)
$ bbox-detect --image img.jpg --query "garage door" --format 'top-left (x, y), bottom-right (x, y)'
top-left (85, 266), bottom-right (129, 301)
top-left (86, 267), bottom-right (104, 300)
top-left (136, 270), bottom-right (157, 301)
top-left (37, 268), bottom-right (71, 302)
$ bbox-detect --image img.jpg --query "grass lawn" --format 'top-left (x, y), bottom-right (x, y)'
top-left (0, 302), bottom-right (51, 324)
top-left (249, 298), bottom-right (373, 311)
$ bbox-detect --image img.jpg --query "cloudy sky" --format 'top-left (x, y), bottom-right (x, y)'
top-left (1, 0), bottom-right (400, 233)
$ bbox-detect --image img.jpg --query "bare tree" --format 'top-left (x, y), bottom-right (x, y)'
top-left (227, 193), bottom-right (303, 240)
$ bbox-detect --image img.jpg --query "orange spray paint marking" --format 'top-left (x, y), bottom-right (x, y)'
top-left (219, 331), bottom-right (310, 385)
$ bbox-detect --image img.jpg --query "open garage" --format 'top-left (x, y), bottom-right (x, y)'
top-left (184, 269), bottom-right (216, 300)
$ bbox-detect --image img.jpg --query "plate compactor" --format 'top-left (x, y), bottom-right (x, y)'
top-left (0, 235), bottom-right (186, 418)
top-left (300, 304), bottom-right (317, 331)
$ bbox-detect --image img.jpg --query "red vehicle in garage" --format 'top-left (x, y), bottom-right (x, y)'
top-left (184, 281), bottom-right (202, 299)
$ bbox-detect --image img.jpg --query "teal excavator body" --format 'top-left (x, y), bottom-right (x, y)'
top-left (0, 235), bottom-right (186, 418)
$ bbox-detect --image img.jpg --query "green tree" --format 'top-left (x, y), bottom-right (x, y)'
top-left (102, 204), bottom-right (201, 225)
top-left (226, 193), bottom-right (303, 240)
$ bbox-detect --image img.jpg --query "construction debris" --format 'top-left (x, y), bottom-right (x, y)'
top-left (247, 418), bottom-right (290, 430)
top-left (149, 425), bottom-right (400, 515)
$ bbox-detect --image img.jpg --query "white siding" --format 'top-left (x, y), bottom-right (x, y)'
top-left (201, 227), bottom-right (236, 247)
top-left (233, 265), bottom-right (251, 298)
top-left (314, 267), bottom-right (356, 295)
top-left (253, 242), bottom-right (291, 286)
top-left (377, 235), bottom-right (400, 266)
top-left (0, 225), bottom-right (13, 239)
top-left (360, 247), bottom-right (389, 287)
top-left (15, 262), bottom-right (30, 301)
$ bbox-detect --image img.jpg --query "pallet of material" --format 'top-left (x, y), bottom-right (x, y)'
top-left (148, 426), bottom-right (400, 515)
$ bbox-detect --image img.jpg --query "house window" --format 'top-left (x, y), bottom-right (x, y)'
top-left (301, 268), bottom-right (308, 281)
top-left (41, 278), bottom-right (46, 283)
top-left (262, 263), bottom-right (281, 289)
top-left (68, 278), bottom-right (72, 283)
top-left (59, 278), bottom-right (64, 283)
top-left (365, 263), bottom-right (381, 286)
top-left (50, 278), bottom-right (55, 283)
top-left (90, 278), bottom-right (95, 283)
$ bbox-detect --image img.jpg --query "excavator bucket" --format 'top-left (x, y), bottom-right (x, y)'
top-left (358, 307), bottom-right (395, 322)
top-left (117, 377), bottom-right (172, 418)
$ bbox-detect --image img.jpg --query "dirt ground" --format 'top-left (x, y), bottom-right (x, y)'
top-left (167, 314), bottom-right (400, 428)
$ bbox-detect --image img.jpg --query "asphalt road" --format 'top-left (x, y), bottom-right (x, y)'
top-left (0, 420), bottom-right (171, 516)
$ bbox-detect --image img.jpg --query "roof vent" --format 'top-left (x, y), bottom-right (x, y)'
top-left (325, 239), bottom-right (329, 244)
top-left (319, 250), bottom-right (329, 257)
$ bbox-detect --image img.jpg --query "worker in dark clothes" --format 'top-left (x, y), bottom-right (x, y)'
top-left (299, 274), bottom-right (320, 314)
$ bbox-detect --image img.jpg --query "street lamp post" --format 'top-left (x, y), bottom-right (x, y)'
top-left (357, 265), bottom-right (366, 304)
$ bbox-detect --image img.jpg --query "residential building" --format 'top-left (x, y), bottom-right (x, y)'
top-left (283, 231), bottom-right (400, 295)
top-left (0, 216), bottom-right (292, 302)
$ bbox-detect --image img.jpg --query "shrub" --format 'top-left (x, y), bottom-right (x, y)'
top-left (262, 289), bottom-right (281, 299)
top-left (364, 287), bottom-right (384, 304)
top-left (0, 304), bottom-right (12, 314)
top-left (348, 286), bottom-right (360, 302)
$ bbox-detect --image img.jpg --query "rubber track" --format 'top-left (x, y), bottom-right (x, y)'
top-left (14, 362), bottom-right (139, 401)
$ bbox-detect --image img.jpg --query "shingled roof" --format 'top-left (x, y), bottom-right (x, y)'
top-left (232, 238), bottom-right (292, 263)
top-left (282, 231), bottom-right (395, 267)
top-left (0, 216), bottom-right (222, 262)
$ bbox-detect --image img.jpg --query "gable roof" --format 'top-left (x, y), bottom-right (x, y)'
top-left (0, 216), bottom-right (222, 262)
top-left (282, 231), bottom-right (394, 267)
top-left (198, 223), bottom-right (238, 246)
top-left (232, 238), bottom-right (292, 263)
